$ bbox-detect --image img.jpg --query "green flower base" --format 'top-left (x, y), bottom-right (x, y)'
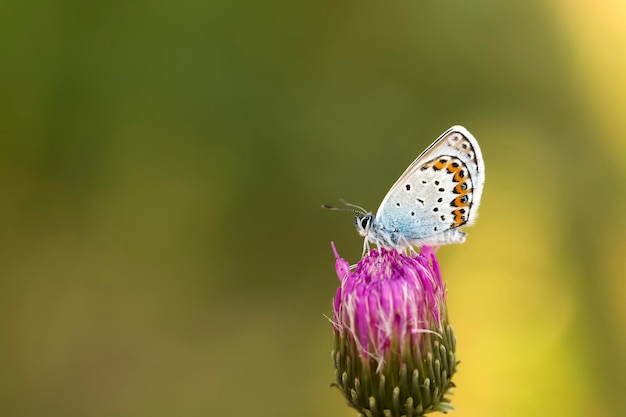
top-left (332, 323), bottom-right (458, 417)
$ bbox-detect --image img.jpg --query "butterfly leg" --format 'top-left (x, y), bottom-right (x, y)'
top-left (397, 236), bottom-right (419, 256)
top-left (361, 238), bottom-right (372, 258)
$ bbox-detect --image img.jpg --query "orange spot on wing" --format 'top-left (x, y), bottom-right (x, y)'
top-left (443, 159), bottom-right (466, 183)
top-left (453, 169), bottom-right (466, 182)
top-left (454, 181), bottom-right (467, 194)
top-left (452, 209), bottom-right (466, 227)
top-left (452, 195), bottom-right (470, 207)
top-left (446, 163), bottom-right (460, 174)
top-left (433, 159), bottom-right (447, 170)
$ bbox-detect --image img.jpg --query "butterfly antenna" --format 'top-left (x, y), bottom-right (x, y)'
top-left (321, 204), bottom-right (361, 215)
top-left (321, 204), bottom-right (347, 211)
top-left (339, 199), bottom-right (368, 214)
top-left (321, 200), bottom-right (368, 215)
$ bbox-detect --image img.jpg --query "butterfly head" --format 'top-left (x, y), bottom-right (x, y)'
top-left (355, 213), bottom-right (374, 237)
top-left (322, 200), bottom-right (379, 246)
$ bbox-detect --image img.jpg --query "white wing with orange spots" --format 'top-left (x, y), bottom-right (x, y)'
top-left (370, 126), bottom-right (485, 249)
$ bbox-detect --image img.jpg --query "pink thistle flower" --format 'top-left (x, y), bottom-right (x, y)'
top-left (331, 244), bottom-right (457, 416)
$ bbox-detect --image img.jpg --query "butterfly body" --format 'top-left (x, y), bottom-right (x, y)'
top-left (353, 125), bottom-right (485, 251)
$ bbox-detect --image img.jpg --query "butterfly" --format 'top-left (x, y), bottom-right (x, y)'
top-left (324, 125), bottom-right (485, 253)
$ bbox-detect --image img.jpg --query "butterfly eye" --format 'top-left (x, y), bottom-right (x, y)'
top-left (355, 214), bottom-right (372, 231)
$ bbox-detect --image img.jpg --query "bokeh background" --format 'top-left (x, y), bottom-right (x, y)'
top-left (2, 1), bottom-right (626, 416)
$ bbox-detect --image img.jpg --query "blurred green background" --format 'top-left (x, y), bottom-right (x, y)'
top-left (1, 1), bottom-right (626, 416)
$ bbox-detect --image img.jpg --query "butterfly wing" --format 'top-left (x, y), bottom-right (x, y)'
top-left (375, 126), bottom-right (485, 246)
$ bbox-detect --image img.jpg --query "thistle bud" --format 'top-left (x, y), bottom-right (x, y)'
top-left (330, 244), bottom-right (457, 416)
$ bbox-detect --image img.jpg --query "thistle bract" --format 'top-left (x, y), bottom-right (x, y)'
top-left (331, 244), bottom-right (457, 416)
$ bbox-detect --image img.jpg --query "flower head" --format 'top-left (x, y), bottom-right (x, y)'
top-left (331, 244), bottom-right (457, 416)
